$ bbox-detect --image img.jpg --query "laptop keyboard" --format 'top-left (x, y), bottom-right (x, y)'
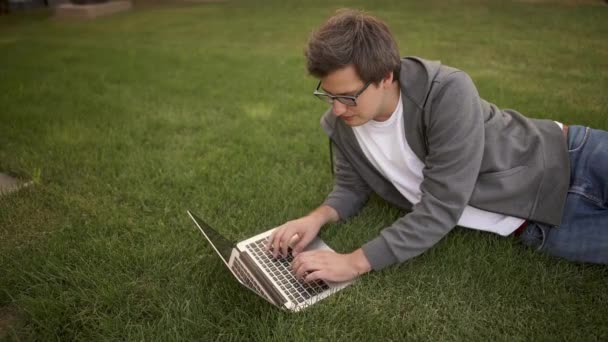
top-left (246, 238), bottom-right (330, 304)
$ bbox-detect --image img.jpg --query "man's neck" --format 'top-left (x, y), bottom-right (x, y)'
top-left (373, 81), bottom-right (401, 122)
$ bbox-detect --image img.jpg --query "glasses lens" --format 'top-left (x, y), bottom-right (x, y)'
top-left (315, 94), bottom-right (333, 104)
top-left (337, 97), bottom-right (356, 106)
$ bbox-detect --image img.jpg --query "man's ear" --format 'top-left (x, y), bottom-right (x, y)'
top-left (381, 71), bottom-right (394, 88)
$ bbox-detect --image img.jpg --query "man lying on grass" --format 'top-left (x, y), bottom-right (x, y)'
top-left (266, 9), bottom-right (608, 282)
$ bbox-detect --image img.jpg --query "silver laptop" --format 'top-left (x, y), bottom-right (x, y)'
top-left (187, 210), bottom-right (353, 312)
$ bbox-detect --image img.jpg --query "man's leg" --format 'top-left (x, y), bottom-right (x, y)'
top-left (520, 125), bottom-right (608, 264)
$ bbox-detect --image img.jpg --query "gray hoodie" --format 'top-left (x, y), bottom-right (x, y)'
top-left (320, 57), bottom-right (570, 270)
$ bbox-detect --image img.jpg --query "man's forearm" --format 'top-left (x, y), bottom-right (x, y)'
top-left (310, 206), bottom-right (373, 274)
top-left (349, 248), bottom-right (372, 275)
top-left (303, 205), bottom-right (373, 279)
top-left (307, 205), bottom-right (340, 227)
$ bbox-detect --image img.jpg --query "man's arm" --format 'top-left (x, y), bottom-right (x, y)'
top-left (292, 248), bottom-right (372, 282)
top-left (268, 203), bottom-right (373, 283)
top-left (266, 205), bottom-right (337, 259)
top-left (308, 204), bottom-right (341, 226)
top-left (322, 141), bottom-right (373, 220)
top-left (289, 71), bottom-right (486, 281)
top-left (362, 71), bottom-right (485, 270)
top-left (268, 138), bottom-right (372, 255)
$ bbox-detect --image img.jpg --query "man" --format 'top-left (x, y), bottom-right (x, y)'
top-left (266, 9), bottom-right (608, 283)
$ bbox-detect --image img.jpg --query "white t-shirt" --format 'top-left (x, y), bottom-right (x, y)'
top-left (352, 93), bottom-right (525, 236)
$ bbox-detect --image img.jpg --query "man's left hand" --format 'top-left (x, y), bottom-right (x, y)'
top-left (291, 248), bottom-right (372, 283)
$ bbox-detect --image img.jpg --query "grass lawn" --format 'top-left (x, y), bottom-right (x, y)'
top-left (1, 0), bottom-right (607, 340)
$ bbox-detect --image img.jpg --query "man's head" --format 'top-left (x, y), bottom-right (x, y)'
top-left (305, 9), bottom-right (402, 126)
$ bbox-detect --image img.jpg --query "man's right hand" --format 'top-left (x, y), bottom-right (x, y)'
top-left (265, 205), bottom-right (339, 258)
top-left (266, 216), bottom-right (322, 258)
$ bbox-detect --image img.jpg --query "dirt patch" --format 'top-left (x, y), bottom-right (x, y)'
top-left (0, 305), bottom-right (20, 340)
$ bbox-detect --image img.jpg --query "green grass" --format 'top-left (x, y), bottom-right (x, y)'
top-left (1, 0), bottom-right (607, 340)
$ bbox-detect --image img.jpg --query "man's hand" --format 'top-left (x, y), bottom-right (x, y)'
top-left (266, 216), bottom-right (323, 259)
top-left (291, 249), bottom-right (371, 283)
top-left (266, 205), bottom-right (339, 259)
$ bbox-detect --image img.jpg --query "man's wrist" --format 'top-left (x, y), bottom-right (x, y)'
top-left (349, 248), bottom-right (372, 276)
top-left (307, 205), bottom-right (339, 226)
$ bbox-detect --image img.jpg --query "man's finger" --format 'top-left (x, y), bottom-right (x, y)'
top-left (271, 228), bottom-right (287, 258)
top-left (280, 235), bottom-right (290, 258)
top-left (304, 270), bottom-right (325, 283)
top-left (288, 233), bottom-right (300, 247)
top-left (292, 232), bottom-right (315, 256)
top-left (291, 255), bottom-right (306, 277)
top-left (292, 250), bottom-right (313, 270)
top-left (293, 255), bottom-right (323, 279)
top-left (267, 225), bottom-right (283, 251)
top-left (265, 229), bottom-right (277, 251)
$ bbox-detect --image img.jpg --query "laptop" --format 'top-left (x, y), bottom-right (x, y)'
top-left (187, 210), bottom-right (354, 312)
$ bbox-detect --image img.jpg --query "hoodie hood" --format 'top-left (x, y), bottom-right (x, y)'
top-left (320, 56), bottom-right (443, 138)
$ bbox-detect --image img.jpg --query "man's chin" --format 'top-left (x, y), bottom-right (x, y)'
top-left (342, 117), bottom-right (365, 127)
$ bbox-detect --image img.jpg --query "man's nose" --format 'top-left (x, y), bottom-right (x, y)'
top-left (332, 100), bottom-right (347, 116)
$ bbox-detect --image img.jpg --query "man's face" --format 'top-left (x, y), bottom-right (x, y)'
top-left (319, 65), bottom-right (391, 127)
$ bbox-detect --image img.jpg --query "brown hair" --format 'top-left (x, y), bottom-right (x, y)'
top-left (305, 9), bottom-right (401, 84)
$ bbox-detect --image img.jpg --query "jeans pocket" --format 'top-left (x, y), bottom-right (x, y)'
top-left (568, 126), bottom-right (590, 152)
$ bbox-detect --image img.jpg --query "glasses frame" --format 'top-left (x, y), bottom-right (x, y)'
top-left (313, 80), bottom-right (372, 107)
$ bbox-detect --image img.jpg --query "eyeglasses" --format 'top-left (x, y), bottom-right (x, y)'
top-left (313, 80), bottom-right (372, 107)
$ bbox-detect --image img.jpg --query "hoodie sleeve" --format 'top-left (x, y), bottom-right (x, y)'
top-left (322, 141), bottom-right (373, 220)
top-left (362, 71), bottom-right (485, 270)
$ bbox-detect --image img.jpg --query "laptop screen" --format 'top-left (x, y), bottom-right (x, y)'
top-left (188, 211), bottom-right (234, 264)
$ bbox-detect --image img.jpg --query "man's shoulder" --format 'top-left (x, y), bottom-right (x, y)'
top-left (399, 56), bottom-right (444, 107)
top-left (400, 56), bottom-right (477, 108)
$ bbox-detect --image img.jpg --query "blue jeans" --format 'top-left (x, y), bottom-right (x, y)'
top-left (519, 125), bottom-right (608, 264)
